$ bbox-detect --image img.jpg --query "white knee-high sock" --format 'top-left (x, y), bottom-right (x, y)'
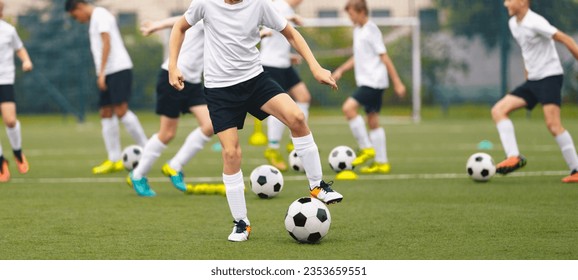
top-left (267, 116), bottom-right (285, 149)
top-left (168, 128), bottom-right (211, 171)
top-left (555, 130), bottom-right (578, 171)
top-left (349, 115), bottom-right (372, 149)
top-left (102, 117), bottom-right (121, 162)
top-left (223, 171), bottom-right (248, 222)
top-left (6, 120), bottom-right (22, 151)
top-left (120, 110), bottom-right (148, 147)
top-left (296, 102), bottom-right (310, 121)
top-left (370, 127), bottom-right (387, 163)
top-left (132, 134), bottom-right (166, 180)
top-left (292, 133), bottom-right (322, 189)
top-left (496, 119), bottom-right (520, 157)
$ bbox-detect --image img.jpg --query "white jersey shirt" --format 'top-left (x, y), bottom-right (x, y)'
top-left (184, 0), bottom-right (287, 88)
top-left (353, 20), bottom-right (388, 89)
top-left (89, 7), bottom-right (133, 76)
top-left (162, 21), bottom-right (204, 84)
top-left (0, 20), bottom-right (24, 85)
top-left (259, 0), bottom-right (292, 68)
top-left (509, 10), bottom-right (563, 81)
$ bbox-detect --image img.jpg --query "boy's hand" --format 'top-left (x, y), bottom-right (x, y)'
top-left (331, 69), bottom-right (343, 82)
top-left (394, 81), bottom-right (406, 98)
top-left (313, 67), bottom-right (338, 91)
top-left (169, 68), bottom-right (185, 91)
top-left (22, 60), bottom-right (33, 72)
top-left (140, 20), bottom-right (157, 36)
top-left (97, 74), bottom-right (107, 91)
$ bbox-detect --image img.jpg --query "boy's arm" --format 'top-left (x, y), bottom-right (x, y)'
top-left (168, 17), bottom-right (191, 91)
top-left (141, 16), bottom-right (181, 36)
top-left (553, 31), bottom-right (578, 60)
top-left (331, 57), bottom-right (354, 82)
top-left (381, 53), bottom-right (406, 98)
top-left (16, 48), bottom-right (33, 72)
top-left (98, 32), bottom-right (111, 91)
top-left (280, 24), bottom-right (337, 90)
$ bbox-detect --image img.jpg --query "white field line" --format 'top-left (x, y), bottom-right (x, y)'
top-left (8, 170), bottom-right (570, 184)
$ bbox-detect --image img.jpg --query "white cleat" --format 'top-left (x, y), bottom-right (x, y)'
top-left (228, 219), bottom-right (251, 242)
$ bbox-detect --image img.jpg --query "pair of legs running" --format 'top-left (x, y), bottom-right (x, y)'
top-left (0, 101), bottom-right (29, 182)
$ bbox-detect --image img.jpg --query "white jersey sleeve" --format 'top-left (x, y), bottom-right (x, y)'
top-left (529, 15), bottom-right (558, 38)
top-left (184, 0), bottom-right (205, 27)
top-left (260, 0), bottom-right (288, 32)
top-left (11, 29), bottom-right (23, 51)
top-left (368, 24), bottom-right (386, 55)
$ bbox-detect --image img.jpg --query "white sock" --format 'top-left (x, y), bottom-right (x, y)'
top-left (6, 120), bottom-right (22, 151)
top-left (102, 117), bottom-right (121, 162)
top-left (296, 102), bottom-right (310, 121)
top-left (555, 130), bottom-right (578, 171)
top-left (120, 110), bottom-right (148, 147)
top-left (349, 115), bottom-right (372, 149)
top-left (370, 127), bottom-right (387, 163)
top-left (292, 133), bottom-right (322, 189)
top-left (496, 119), bottom-right (520, 157)
top-left (0, 140), bottom-right (3, 159)
top-left (267, 116), bottom-right (285, 149)
top-left (132, 134), bottom-right (166, 180)
top-left (168, 128), bottom-right (211, 171)
top-left (223, 171), bottom-right (247, 222)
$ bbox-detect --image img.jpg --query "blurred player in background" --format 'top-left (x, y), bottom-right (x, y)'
top-left (332, 0), bottom-right (406, 174)
top-left (65, 0), bottom-right (148, 175)
top-left (0, 0), bottom-right (33, 182)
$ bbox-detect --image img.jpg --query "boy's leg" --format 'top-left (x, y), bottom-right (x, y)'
top-left (1, 102), bottom-right (28, 174)
top-left (343, 97), bottom-right (374, 166)
top-left (361, 112), bottom-right (390, 174)
top-left (543, 104), bottom-right (578, 182)
top-left (94, 106), bottom-right (123, 174)
top-left (491, 95), bottom-right (527, 174)
top-left (116, 103), bottom-right (148, 147)
top-left (265, 116), bottom-right (288, 171)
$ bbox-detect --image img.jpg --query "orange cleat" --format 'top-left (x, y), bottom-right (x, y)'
top-left (15, 154), bottom-right (29, 174)
top-left (496, 155), bottom-right (527, 175)
top-left (562, 170), bottom-right (578, 183)
top-left (0, 160), bottom-right (10, 182)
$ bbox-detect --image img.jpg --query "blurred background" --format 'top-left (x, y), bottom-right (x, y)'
top-left (4, 0), bottom-right (578, 121)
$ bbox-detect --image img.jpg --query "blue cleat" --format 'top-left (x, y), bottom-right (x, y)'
top-left (161, 163), bottom-right (187, 192)
top-left (128, 172), bottom-right (156, 197)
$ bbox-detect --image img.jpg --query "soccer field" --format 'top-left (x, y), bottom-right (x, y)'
top-left (0, 107), bottom-right (577, 260)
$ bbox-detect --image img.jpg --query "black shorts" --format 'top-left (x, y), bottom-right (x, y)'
top-left (263, 66), bottom-right (301, 91)
top-left (352, 86), bottom-right (385, 114)
top-left (510, 75), bottom-right (563, 110)
top-left (99, 69), bottom-right (133, 107)
top-left (0, 85), bottom-right (15, 103)
top-left (204, 72), bottom-right (284, 134)
top-left (155, 69), bottom-right (205, 119)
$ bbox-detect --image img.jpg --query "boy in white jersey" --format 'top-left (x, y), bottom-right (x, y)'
top-left (260, 0), bottom-right (311, 172)
top-left (65, 0), bottom-right (148, 175)
top-left (126, 18), bottom-right (213, 197)
top-left (0, 0), bottom-right (33, 182)
top-left (332, 0), bottom-right (406, 174)
top-left (492, 0), bottom-right (578, 183)
top-left (169, 0), bottom-right (343, 242)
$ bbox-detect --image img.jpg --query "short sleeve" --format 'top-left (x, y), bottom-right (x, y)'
top-left (184, 0), bottom-right (205, 27)
top-left (531, 16), bottom-right (558, 38)
top-left (369, 25), bottom-right (386, 55)
top-left (11, 29), bottom-right (24, 51)
top-left (260, 0), bottom-right (287, 32)
top-left (94, 10), bottom-right (113, 34)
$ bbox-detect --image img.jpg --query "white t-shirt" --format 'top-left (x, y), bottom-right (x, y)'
top-left (89, 7), bottom-right (133, 76)
top-left (353, 20), bottom-right (388, 89)
top-left (162, 21), bottom-right (204, 84)
top-left (259, 0), bottom-right (293, 68)
top-left (509, 10), bottom-right (563, 81)
top-left (184, 0), bottom-right (288, 88)
top-left (0, 20), bottom-right (24, 85)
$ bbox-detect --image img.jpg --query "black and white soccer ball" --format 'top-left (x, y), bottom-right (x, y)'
top-left (121, 145), bottom-right (143, 171)
top-left (285, 197), bottom-right (332, 243)
top-left (288, 150), bottom-right (305, 173)
top-left (249, 165), bottom-right (284, 199)
top-left (466, 152), bottom-right (496, 182)
top-left (328, 145), bottom-right (356, 172)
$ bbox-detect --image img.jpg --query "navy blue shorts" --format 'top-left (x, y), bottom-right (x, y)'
top-left (155, 69), bottom-right (205, 119)
top-left (263, 66), bottom-right (301, 92)
top-left (204, 72), bottom-right (284, 134)
top-left (510, 75), bottom-right (563, 110)
top-left (99, 69), bottom-right (132, 107)
top-left (0, 85), bottom-right (15, 103)
top-left (352, 86), bottom-right (385, 114)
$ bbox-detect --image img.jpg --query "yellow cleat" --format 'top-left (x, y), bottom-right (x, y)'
top-left (92, 160), bottom-right (124, 175)
top-left (264, 148), bottom-right (288, 171)
top-left (286, 143), bottom-right (294, 153)
top-left (360, 162), bottom-right (391, 174)
top-left (352, 148), bottom-right (375, 166)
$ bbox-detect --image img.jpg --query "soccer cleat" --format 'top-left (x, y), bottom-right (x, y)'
top-left (92, 160), bottom-right (125, 175)
top-left (286, 143), bottom-right (294, 153)
top-left (310, 180), bottom-right (343, 204)
top-left (360, 162), bottom-right (391, 174)
top-left (228, 219), bottom-right (251, 242)
top-left (161, 163), bottom-right (187, 192)
top-left (0, 160), bottom-right (10, 182)
top-left (562, 170), bottom-right (578, 183)
top-left (496, 155), bottom-right (527, 175)
top-left (15, 154), bottom-right (29, 174)
top-left (264, 148), bottom-right (288, 171)
top-left (128, 172), bottom-right (156, 197)
top-left (352, 148), bottom-right (375, 166)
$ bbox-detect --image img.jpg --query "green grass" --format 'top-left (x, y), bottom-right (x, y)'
top-left (1, 105), bottom-right (578, 259)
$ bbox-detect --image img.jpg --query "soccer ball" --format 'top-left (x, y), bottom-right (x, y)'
top-left (121, 145), bottom-right (143, 171)
top-left (328, 145), bottom-right (356, 172)
top-left (285, 197), bottom-right (331, 243)
top-left (249, 165), bottom-right (284, 198)
top-left (288, 150), bottom-right (305, 173)
top-left (466, 152), bottom-right (496, 182)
